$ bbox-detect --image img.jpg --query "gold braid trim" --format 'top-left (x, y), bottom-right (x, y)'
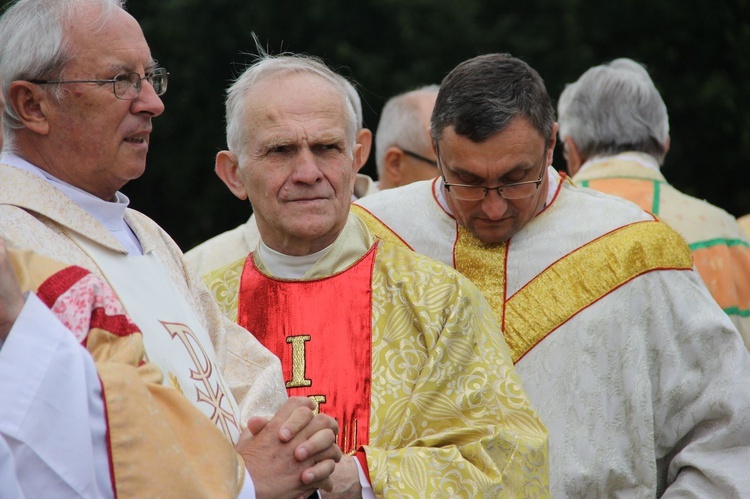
top-left (350, 205), bottom-right (411, 249)
top-left (505, 220), bottom-right (693, 363)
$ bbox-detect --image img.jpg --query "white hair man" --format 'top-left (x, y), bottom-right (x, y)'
top-left (0, 0), bottom-right (341, 496)
top-left (353, 53), bottom-right (750, 496)
top-left (196, 52), bottom-right (550, 497)
top-left (557, 57), bottom-right (750, 347)
top-left (374, 84), bottom-right (439, 189)
top-left (186, 75), bottom-right (376, 279)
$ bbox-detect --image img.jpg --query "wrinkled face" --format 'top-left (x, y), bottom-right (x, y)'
top-left (42, 8), bottom-right (164, 199)
top-left (237, 72), bottom-right (360, 256)
top-left (438, 117), bottom-right (556, 244)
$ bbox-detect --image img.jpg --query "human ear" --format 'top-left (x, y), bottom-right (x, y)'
top-left (382, 147), bottom-right (404, 187)
top-left (8, 81), bottom-right (50, 135)
top-left (215, 150), bottom-right (248, 201)
top-left (356, 129), bottom-right (372, 170)
top-left (563, 136), bottom-right (584, 177)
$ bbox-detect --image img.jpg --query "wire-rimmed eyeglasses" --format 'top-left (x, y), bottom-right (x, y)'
top-left (29, 67), bottom-right (169, 100)
top-left (437, 144), bottom-right (546, 201)
top-left (401, 148), bottom-right (438, 167)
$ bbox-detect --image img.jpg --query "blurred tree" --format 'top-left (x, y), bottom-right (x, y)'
top-left (2, 0), bottom-right (748, 249)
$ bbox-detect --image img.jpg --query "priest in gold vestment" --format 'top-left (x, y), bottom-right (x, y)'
top-left (196, 53), bottom-right (550, 497)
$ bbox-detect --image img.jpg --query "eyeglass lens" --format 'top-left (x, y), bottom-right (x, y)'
top-left (114, 69), bottom-right (168, 99)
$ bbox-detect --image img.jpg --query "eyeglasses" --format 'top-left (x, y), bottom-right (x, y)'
top-left (401, 148), bottom-right (438, 167)
top-left (30, 67), bottom-right (168, 100)
top-left (437, 145), bottom-right (546, 201)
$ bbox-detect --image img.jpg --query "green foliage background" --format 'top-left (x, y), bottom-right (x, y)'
top-left (5, 0), bottom-right (750, 250)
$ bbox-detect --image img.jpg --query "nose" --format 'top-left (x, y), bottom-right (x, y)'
top-left (290, 147), bottom-right (324, 185)
top-left (481, 188), bottom-right (509, 220)
top-left (131, 78), bottom-right (165, 117)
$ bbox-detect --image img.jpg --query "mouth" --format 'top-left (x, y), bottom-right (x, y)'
top-left (124, 132), bottom-right (150, 144)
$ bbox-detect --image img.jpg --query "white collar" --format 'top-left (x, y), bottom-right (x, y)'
top-left (1, 152), bottom-right (143, 255)
top-left (258, 240), bottom-right (332, 279)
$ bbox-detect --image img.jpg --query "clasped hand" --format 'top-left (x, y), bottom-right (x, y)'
top-left (237, 396), bottom-right (342, 499)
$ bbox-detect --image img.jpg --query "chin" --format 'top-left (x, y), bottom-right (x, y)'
top-left (470, 225), bottom-right (514, 245)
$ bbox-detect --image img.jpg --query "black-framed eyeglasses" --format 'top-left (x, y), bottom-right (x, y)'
top-left (29, 67), bottom-right (168, 100)
top-left (437, 143), bottom-right (546, 201)
top-left (401, 148), bottom-right (438, 167)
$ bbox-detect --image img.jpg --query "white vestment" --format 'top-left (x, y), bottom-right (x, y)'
top-left (353, 169), bottom-right (750, 497)
top-left (0, 162), bottom-right (287, 425)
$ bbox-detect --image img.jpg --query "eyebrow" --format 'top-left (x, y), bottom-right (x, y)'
top-left (447, 162), bottom-right (533, 183)
top-left (104, 60), bottom-right (158, 75)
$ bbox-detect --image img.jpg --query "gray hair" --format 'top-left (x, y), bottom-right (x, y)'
top-left (431, 53), bottom-right (555, 146)
top-left (557, 58), bottom-right (670, 164)
top-left (0, 0), bottom-right (125, 150)
top-left (225, 50), bottom-right (358, 160)
top-left (375, 84), bottom-right (439, 177)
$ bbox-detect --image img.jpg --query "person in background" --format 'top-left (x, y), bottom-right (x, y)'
top-left (199, 51), bottom-right (550, 498)
top-left (353, 52), bottom-right (750, 496)
top-left (374, 84), bottom-right (439, 189)
top-left (557, 57), bottom-right (750, 347)
top-left (0, 0), bottom-right (339, 496)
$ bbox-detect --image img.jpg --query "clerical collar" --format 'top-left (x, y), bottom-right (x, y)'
top-left (436, 165), bottom-right (560, 216)
top-left (258, 240), bottom-right (332, 279)
top-left (578, 152), bottom-right (660, 174)
top-left (1, 152), bottom-right (143, 255)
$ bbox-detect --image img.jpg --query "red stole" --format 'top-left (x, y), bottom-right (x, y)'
top-left (237, 246), bottom-right (376, 454)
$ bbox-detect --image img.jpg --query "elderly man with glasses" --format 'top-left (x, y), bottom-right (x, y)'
top-left (353, 53), bottom-right (750, 496)
top-left (0, 0), bottom-right (344, 497)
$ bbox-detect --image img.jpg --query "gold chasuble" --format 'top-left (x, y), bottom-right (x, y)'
top-left (238, 247), bottom-right (375, 455)
top-left (205, 215), bottom-right (550, 497)
top-left (10, 248), bottom-right (244, 498)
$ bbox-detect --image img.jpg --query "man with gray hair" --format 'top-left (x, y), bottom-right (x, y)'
top-left (0, 0), bottom-right (342, 496)
top-left (197, 51), bottom-right (551, 497)
top-left (374, 84), bottom-right (439, 189)
top-left (558, 57), bottom-right (750, 347)
top-left (186, 76), bottom-right (376, 280)
top-left (354, 52), bottom-right (750, 496)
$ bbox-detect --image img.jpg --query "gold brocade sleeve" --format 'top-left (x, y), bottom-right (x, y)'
top-left (364, 242), bottom-right (550, 497)
top-left (200, 256), bottom-right (246, 321)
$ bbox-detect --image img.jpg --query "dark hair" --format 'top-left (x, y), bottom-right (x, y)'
top-left (431, 53), bottom-right (555, 144)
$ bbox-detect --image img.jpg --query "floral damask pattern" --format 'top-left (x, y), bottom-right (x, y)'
top-left (366, 241), bottom-right (549, 498)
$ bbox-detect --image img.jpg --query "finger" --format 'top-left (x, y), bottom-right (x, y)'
top-left (295, 428), bottom-right (341, 462)
top-left (278, 405), bottom-right (315, 442)
top-left (300, 458), bottom-right (337, 488)
top-left (246, 416), bottom-right (270, 436)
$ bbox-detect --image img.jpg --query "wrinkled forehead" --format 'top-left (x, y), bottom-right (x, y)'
top-left (64, 6), bottom-right (153, 71)
top-left (243, 73), bottom-right (351, 135)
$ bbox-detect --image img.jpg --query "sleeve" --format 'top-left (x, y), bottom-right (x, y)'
top-left (365, 254), bottom-right (550, 497)
top-left (9, 246), bottom-right (249, 498)
top-left (0, 293), bottom-right (112, 499)
top-left (645, 270), bottom-right (750, 496)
